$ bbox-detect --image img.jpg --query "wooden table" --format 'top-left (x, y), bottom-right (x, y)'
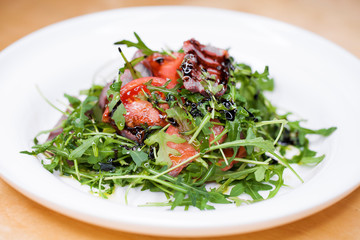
top-left (1, 0), bottom-right (359, 239)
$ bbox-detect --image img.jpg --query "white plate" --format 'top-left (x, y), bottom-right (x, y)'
top-left (0, 6), bottom-right (359, 237)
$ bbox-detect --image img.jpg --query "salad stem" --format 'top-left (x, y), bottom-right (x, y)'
top-left (188, 113), bottom-right (211, 144)
top-left (104, 175), bottom-right (188, 194)
top-left (154, 153), bottom-right (201, 178)
top-left (36, 85), bottom-right (69, 116)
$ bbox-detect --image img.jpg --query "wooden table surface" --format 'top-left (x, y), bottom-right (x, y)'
top-left (1, 0), bottom-right (359, 239)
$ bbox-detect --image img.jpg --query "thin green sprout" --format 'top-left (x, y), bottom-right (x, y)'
top-left (210, 128), bottom-right (228, 145)
top-left (202, 155), bottom-right (269, 165)
top-left (154, 153), bottom-right (201, 178)
top-left (255, 119), bottom-right (287, 145)
top-left (82, 132), bottom-right (135, 144)
top-left (35, 124), bottom-right (64, 138)
top-left (104, 175), bottom-right (188, 194)
top-left (36, 85), bottom-right (68, 116)
top-left (188, 113), bottom-right (211, 144)
top-left (73, 159), bottom-right (80, 180)
top-left (56, 99), bottom-right (75, 112)
top-left (64, 132), bottom-right (76, 146)
top-left (211, 128), bottom-right (229, 166)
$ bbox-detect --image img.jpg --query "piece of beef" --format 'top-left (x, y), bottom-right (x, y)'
top-left (181, 39), bottom-right (232, 97)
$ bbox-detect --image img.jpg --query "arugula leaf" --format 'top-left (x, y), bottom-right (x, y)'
top-left (287, 121), bottom-right (337, 145)
top-left (69, 135), bottom-right (101, 160)
top-left (166, 106), bottom-right (192, 132)
top-left (251, 66), bottom-right (274, 91)
top-left (144, 130), bottom-right (186, 166)
top-left (20, 138), bottom-right (56, 155)
top-left (171, 191), bottom-right (186, 210)
top-left (300, 155), bottom-right (325, 165)
top-left (111, 103), bottom-right (126, 130)
top-left (229, 182), bottom-right (245, 197)
top-left (196, 117), bottom-right (212, 136)
top-left (267, 165), bottom-right (285, 199)
top-left (80, 96), bottom-right (98, 119)
top-left (70, 95), bottom-right (98, 129)
top-left (254, 166), bottom-right (267, 182)
top-left (225, 119), bottom-right (242, 152)
top-left (145, 79), bottom-right (182, 100)
top-left (244, 180), bottom-right (272, 201)
top-left (209, 191), bottom-right (231, 204)
top-left (288, 121), bottom-right (337, 136)
top-left (64, 94), bottom-right (81, 108)
top-left (245, 127), bottom-right (256, 154)
top-left (129, 150), bottom-right (148, 167)
top-left (228, 197), bottom-right (249, 207)
top-left (107, 80), bottom-right (121, 100)
top-left (43, 156), bottom-right (60, 173)
top-left (108, 93), bottom-right (120, 112)
top-left (208, 137), bottom-right (275, 153)
top-left (79, 85), bottom-right (104, 97)
top-left (114, 32), bottom-right (157, 56)
top-left (289, 146), bottom-right (325, 165)
top-left (119, 56), bottom-right (146, 75)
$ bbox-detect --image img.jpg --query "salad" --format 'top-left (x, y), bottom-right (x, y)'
top-left (22, 33), bottom-right (336, 210)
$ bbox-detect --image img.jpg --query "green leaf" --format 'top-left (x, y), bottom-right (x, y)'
top-left (79, 85), bottom-right (104, 97)
top-left (287, 121), bottom-right (337, 137)
top-left (229, 182), bottom-right (245, 197)
top-left (267, 165), bottom-right (285, 199)
top-left (313, 127), bottom-right (337, 136)
top-left (171, 191), bottom-right (186, 210)
top-left (228, 197), bottom-right (249, 206)
top-left (245, 127), bottom-right (256, 154)
top-left (111, 103), bottom-right (126, 130)
top-left (20, 150), bottom-right (36, 155)
top-left (195, 117), bottom-right (212, 136)
top-left (110, 81), bottom-right (121, 92)
top-left (251, 66), bottom-right (274, 91)
top-left (129, 150), bottom-right (148, 167)
top-left (289, 146), bottom-right (325, 165)
top-left (106, 80), bottom-right (121, 110)
top-left (145, 80), bottom-right (181, 98)
top-left (209, 137), bottom-right (275, 153)
top-left (43, 156), bottom-right (60, 173)
top-left (166, 106), bottom-right (192, 132)
top-left (21, 138), bottom-right (56, 155)
top-left (300, 154), bottom-right (325, 165)
top-left (86, 143), bottom-right (114, 165)
top-left (64, 94), bottom-right (81, 108)
top-left (244, 180), bottom-right (272, 201)
top-left (73, 95), bottom-right (98, 129)
top-left (212, 167), bottom-right (258, 182)
top-left (144, 130), bottom-right (186, 166)
top-left (119, 56), bottom-right (146, 75)
top-left (114, 32), bottom-right (157, 56)
top-left (254, 166), bottom-right (267, 182)
top-left (80, 96), bottom-right (98, 120)
top-left (69, 135), bottom-right (101, 160)
top-left (226, 119), bottom-right (242, 160)
top-left (208, 191), bottom-right (230, 204)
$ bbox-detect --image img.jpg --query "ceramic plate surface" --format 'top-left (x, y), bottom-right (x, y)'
top-left (0, 6), bottom-right (359, 237)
